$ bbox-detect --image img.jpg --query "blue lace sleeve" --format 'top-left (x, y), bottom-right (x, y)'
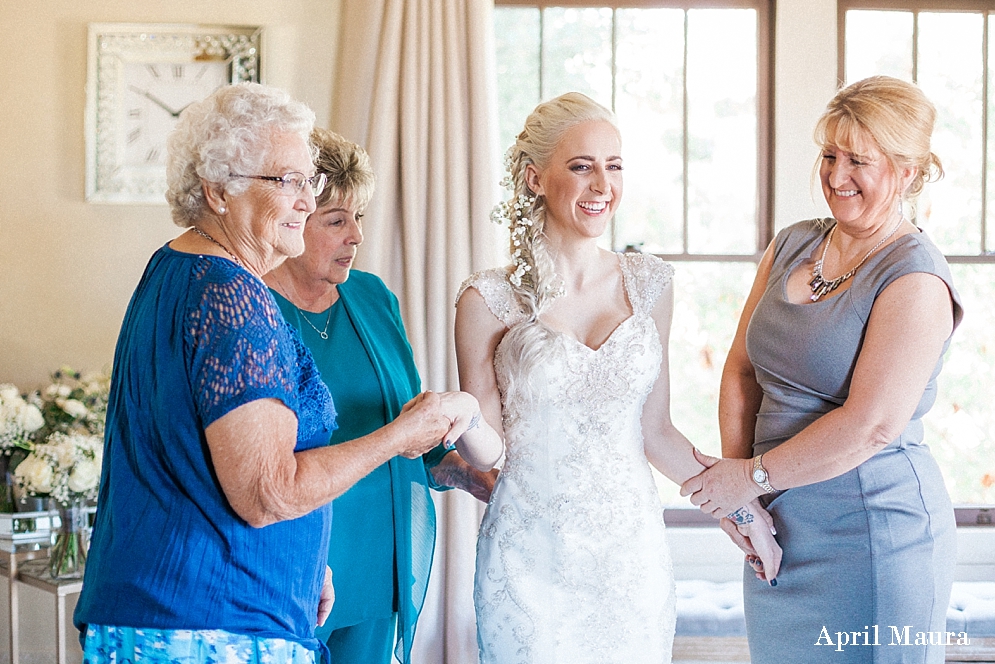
top-left (184, 259), bottom-right (333, 434)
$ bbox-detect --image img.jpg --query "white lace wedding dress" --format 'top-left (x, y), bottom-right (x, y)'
top-left (459, 252), bottom-right (677, 664)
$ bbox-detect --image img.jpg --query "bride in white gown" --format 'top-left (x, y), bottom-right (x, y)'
top-left (452, 93), bottom-right (781, 664)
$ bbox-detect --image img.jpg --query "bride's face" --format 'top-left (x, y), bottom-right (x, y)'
top-left (527, 120), bottom-right (623, 241)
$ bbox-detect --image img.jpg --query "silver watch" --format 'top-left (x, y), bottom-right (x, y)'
top-left (752, 454), bottom-right (776, 494)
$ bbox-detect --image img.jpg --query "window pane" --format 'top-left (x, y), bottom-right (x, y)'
top-left (988, 15), bottom-right (995, 253)
top-left (615, 8), bottom-right (685, 254)
top-left (844, 10), bottom-right (913, 83)
top-left (917, 12), bottom-right (983, 255)
top-left (541, 8), bottom-right (613, 108)
top-left (925, 264), bottom-right (995, 504)
top-left (656, 261), bottom-right (759, 505)
top-left (686, 9), bottom-right (757, 255)
top-left (494, 8), bottom-right (541, 155)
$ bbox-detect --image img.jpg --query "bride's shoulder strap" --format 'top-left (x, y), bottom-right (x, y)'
top-left (456, 268), bottom-right (528, 328)
top-left (620, 252), bottom-right (675, 314)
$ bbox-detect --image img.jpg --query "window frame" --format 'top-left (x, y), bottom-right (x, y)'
top-left (493, 0), bottom-right (776, 261)
top-left (838, 0), bottom-right (995, 264)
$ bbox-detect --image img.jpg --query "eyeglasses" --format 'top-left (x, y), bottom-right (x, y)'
top-left (230, 172), bottom-right (327, 197)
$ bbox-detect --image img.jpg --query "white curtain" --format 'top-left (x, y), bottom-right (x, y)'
top-left (329, 1), bottom-right (502, 661)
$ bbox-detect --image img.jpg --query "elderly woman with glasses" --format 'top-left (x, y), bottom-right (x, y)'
top-left (263, 128), bottom-right (500, 664)
top-left (73, 83), bottom-right (476, 664)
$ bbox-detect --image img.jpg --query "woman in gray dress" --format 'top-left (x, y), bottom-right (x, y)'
top-left (681, 76), bottom-right (962, 663)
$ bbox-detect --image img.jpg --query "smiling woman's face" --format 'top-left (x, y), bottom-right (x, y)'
top-left (528, 119), bottom-right (623, 241)
top-left (296, 196), bottom-right (365, 287)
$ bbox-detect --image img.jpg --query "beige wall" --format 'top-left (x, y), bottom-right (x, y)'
top-left (0, 0), bottom-right (837, 390)
top-left (0, 0), bottom-right (341, 388)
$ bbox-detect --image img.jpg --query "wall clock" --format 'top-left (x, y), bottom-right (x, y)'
top-left (85, 23), bottom-right (262, 204)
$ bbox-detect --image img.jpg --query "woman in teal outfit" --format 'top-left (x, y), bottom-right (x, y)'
top-left (264, 128), bottom-right (500, 664)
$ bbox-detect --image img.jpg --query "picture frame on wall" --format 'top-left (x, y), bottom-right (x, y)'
top-left (85, 23), bottom-right (262, 204)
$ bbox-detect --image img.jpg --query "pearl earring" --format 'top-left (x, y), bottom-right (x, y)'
top-left (218, 206), bottom-right (227, 214)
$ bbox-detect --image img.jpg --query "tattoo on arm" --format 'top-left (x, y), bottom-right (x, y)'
top-left (467, 412), bottom-right (481, 431)
top-left (727, 507), bottom-right (755, 525)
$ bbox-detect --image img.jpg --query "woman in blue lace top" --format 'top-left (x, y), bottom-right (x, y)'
top-left (73, 83), bottom-right (468, 664)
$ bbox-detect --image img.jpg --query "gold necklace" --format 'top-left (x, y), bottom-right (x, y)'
top-left (191, 227), bottom-right (245, 269)
top-left (809, 216), bottom-right (903, 302)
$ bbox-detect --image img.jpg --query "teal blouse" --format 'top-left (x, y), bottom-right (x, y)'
top-left (271, 271), bottom-right (449, 664)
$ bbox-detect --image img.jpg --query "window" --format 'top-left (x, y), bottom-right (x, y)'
top-left (493, 0), bottom-right (772, 503)
top-left (842, 1), bottom-right (995, 504)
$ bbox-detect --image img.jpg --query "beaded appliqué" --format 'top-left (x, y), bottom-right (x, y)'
top-left (469, 253), bottom-right (677, 663)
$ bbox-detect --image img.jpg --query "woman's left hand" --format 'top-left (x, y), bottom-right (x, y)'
top-left (680, 449), bottom-right (760, 517)
top-left (316, 565), bottom-right (334, 626)
top-left (437, 391), bottom-right (482, 447)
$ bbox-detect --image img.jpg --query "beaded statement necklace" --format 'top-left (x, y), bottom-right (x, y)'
top-left (192, 227), bottom-right (245, 270)
top-left (808, 216), bottom-right (904, 302)
top-left (297, 307), bottom-right (333, 340)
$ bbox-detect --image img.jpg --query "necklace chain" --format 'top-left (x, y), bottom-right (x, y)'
top-left (809, 216), bottom-right (904, 302)
top-left (296, 307), bottom-right (332, 340)
top-left (192, 227), bottom-right (245, 269)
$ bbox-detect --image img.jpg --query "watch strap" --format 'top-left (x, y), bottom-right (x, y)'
top-left (753, 453), bottom-right (776, 494)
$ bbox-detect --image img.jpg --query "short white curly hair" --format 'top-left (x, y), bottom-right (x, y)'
top-left (165, 83), bottom-right (317, 227)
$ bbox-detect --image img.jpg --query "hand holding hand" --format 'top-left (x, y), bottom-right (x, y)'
top-left (393, 391), bottom-right (451, 458)
top-left (680, 449), bottom-right (760, 517)
top-left (720, 500), bottom-right (781, 585)
top-left (437, 391), bottom-right (482, 447)
top-left (316, 565), bottom-right (334, 626)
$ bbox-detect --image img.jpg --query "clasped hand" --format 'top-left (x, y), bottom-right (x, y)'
top-left (679, 449), bottom-right (760, 517)
top-left (682, 449), bottom-right (782, 583)
top-left (394, 390), bottom-right (482, 459)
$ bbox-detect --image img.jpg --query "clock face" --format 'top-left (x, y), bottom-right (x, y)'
top-left (85, 24), bottom-right (262, 203)
top-left (122, 61), bottom-right (228, 168)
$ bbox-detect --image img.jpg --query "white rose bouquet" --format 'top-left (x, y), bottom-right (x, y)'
top-left (13, 431), bottom-right (103, 506)
top-left (0, 384), bottom-right (45, 452)
top-left (31, 366), bottom-right (110, 440)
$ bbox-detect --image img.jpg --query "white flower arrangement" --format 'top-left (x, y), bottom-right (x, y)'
top-left (31, 367), bottom-right (110, 440)
top-left (14, 431), bottom-right (103, 506)
top-left (0, 384), bottom-right (45, 452)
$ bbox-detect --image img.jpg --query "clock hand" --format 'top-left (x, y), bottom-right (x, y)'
top-left (128, 85), bottom-right (182, 117)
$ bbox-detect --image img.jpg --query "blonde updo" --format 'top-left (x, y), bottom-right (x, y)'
top-left (814, 76), bottom-right (943, 207)
top-left (311, 128), bottom-right (375, 211)
top-left (500, 92), bottom-right (619, 316)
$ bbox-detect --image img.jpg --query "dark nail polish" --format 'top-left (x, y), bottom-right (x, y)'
top-left (770, 578), bottom-right (777, 587)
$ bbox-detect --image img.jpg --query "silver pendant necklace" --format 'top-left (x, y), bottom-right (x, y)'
top-left (297, 307), bottom-right (332, 340)
top-left (191, 227), bottom-right (245, 269)
top-left (809, 216), bottom-right (904, 302)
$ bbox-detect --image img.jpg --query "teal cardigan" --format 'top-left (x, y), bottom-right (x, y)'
top-left (272, 270), bottom-right (449, 664)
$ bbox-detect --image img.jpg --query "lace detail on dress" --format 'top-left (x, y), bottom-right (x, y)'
top-left (619, 252), bottom-right (675, 315)
top-left (186, 258), bottom-right (335, 443)
top-left (474, 253), bottom-right (677, 664)
top-left (457, 269), bottom-right (529, 328)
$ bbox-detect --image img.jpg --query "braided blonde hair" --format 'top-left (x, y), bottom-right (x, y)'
top-left (496, 92), bottom-right (619, 318)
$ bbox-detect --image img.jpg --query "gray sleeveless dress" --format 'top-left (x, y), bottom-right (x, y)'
top-left (743, 220), bottom-right (963, 664)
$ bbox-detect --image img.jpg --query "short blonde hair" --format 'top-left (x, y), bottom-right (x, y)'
top-left (311, 128), bottom-right (375, 210)
top-left (814, 75), bottom-right (943, 201)
top-left (165, 83), bottom-right (316, 227)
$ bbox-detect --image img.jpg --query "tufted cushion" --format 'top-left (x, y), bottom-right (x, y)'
top-left (675, 580), bottom-right (747, 636)
top-left (947, 582), bottom-right (995, 637)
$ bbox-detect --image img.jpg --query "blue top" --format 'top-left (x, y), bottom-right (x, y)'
top-left (74, 245), bottom-right (337, 655)
top-left (271, 270), bottom-right (450, 664)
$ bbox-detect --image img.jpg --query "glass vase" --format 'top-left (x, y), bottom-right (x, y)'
top-left (50, 500), bottom-right (88, 579)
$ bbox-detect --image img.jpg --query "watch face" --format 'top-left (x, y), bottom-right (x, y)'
top-left (123, 61), bottom-right (228, 168)
top-left (753, 468), bottom-right (767, 483)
